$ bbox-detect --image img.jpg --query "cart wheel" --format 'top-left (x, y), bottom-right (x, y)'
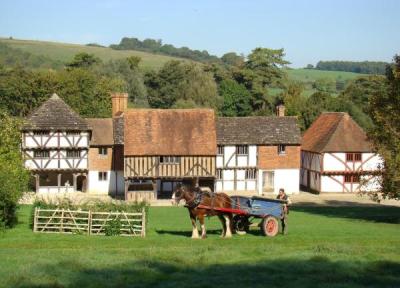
top-left (233, 215), bottom-right (250, 235)
top-left (261, 216), bottom-right (279, 237)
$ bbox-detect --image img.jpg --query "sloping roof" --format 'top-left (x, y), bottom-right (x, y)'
top-left (217, 117), bottom-right (301, 145)
top-left (86, 118), bottom-right (114, 146)
top-left (22, 93), bottom-right (90, 131)
top-left (124, 109), bottom-right (216, 156)
top-left (302, 112), bottom-right (372, 153)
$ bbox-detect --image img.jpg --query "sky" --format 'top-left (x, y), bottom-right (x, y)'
top-left (0, 0), bottom-right (399, 67)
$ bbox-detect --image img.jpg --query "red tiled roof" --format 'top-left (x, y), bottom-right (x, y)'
top-left (302, 112), bottom-right (372, 153)
top-left (124, 109), bottom-right (216, 156)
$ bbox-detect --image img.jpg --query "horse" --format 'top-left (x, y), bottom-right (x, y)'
top-left (172, 185), bottom-right (233, 239)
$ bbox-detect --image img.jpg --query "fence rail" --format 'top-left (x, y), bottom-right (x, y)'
top-left (33, 207), bottom-right (146, 237)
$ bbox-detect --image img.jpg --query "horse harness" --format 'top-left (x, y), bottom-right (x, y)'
top-left (185, 188), bottom-right (214, 209)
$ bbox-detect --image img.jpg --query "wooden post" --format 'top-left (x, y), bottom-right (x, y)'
top-left (33, 207), bottom-right (38, 232)
top-left (57, 173), bottom-right (62, 193)
top-left (141, 207), bottom-right (146, 237)
top-left (88, 210), bottom-right (92, 235)
top-left (60, 210), bottom-right (64, 232)
top-left (73, 174), bottom-right (77, 192)
top-left (35, 174), bottom-right (40, 193)
top-left (124, 180), bottom-right (128, 201)
top-left (152, 180), bottom-right (157, 200)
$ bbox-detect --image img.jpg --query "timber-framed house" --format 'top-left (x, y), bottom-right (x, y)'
top-left (21, 94), bottom-right (91, 193)
top-left (216, 106), bottom-right (301, 195)
top-left (301, 112), bottom-right (381, 193)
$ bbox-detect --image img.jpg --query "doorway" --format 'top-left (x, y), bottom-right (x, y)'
top-left (262, 171), bottom-right (275, 193)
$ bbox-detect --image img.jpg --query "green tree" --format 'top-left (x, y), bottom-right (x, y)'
top-left (221, 52), bottom-right (244, 67)
top-left (66, 52), bottom-right (102, 69)
top-left (145, 61), bottom-right (219, 109)
top-left (367, 55), bottom-right (400, 200)
top-left (0, 111), bottom-right (29, 228)
top-left (101, 57), bottom-right (147, 106)
top-left (219, 79), bottom-right (252, 116)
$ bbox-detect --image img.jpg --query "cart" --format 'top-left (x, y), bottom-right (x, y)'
top-left (198, 195), bottom-right (287, 237)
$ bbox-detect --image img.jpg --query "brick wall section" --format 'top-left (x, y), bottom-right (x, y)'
top-left (258, 145), bottom-right (301, 169)
top-left (88, 147), bottom-right (113, 170)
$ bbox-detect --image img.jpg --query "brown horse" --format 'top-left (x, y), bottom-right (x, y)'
top-left (172, 185), bottom-right (233, 239)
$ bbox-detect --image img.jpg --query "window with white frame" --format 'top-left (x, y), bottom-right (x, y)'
top-left (159, 156), bottom-right (181, 164)
top-left (67, 150), bottom-right (81, 158)
top-left (98, 172), bottom-right (107, 181)
top-left (217, 146), bottom-right (224, 155)
top-left (34, 150), bottom-right (50, 158)
top-left (245, 169), bottom-right (257, 180)
top-left (278, 145), bottom-right (286, 155)
top-left (98, 147), bottom-right (108, 156)
top-left (217, 169), bottom-right (223, 180)
top-left (236, 145), bottom-right (248, 155)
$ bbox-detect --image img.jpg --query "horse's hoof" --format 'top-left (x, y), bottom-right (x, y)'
top-left (201, 235), bottom-right (207, 239)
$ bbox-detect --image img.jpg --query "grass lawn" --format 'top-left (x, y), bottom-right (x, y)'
top-left (0, 205), bottom-right (399, 287)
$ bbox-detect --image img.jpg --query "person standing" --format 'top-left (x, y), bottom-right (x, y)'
top-left (276, 188), bottom-right (290, 234)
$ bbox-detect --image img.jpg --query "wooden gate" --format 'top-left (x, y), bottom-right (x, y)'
top-left (33, 207), bottom-right (146, 237)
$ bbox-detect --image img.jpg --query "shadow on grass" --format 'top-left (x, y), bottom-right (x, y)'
top-left (156, 229), bottom-right (223, 237)
top-left (293, 202), bottom-right (400, 224)
top-left (12, 257), bottom-right (400, 288)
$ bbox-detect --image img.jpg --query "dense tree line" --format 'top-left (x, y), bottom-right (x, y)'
top-left (110, 37), bottom-right (221, 63)
top-left (367, 55), bottom-right (400, 200)
top-left (315, 61), bottom-right (388, 75)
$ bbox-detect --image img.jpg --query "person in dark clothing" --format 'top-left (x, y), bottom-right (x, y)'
top-left (276, 188), bottom-right (289, 234)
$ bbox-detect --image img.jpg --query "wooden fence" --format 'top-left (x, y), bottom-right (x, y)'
top-left (33, 207), bottom-right (146, 237)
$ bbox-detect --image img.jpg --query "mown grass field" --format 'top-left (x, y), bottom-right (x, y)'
top-left (0, 204), bottom-right (399, 287)
top-left (0, 38), bottom-right (187, 70)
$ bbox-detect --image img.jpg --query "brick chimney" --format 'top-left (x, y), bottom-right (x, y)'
top-left (111, 92), bottom-right (128, 117)
top-left (276, 104), bottom-right (285, 117)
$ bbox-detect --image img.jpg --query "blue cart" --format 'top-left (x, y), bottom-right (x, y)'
top-left (229, 196), bottom-right (287, 237)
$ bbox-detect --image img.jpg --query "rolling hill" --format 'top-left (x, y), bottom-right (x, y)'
top-left (0, 37), bottom-right (188, 70)
top-left (0, 37), bottom-right (366, 91)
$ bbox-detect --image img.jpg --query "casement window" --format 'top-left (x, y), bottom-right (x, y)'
top-left (344, 174), bottom-right (360, 183)
top-left (344, 175), bottom-right (352, 183)
top-left (217, 146), bottom-right (224, 155)
top-left (217, 169), bottom-right (223, 180)
top-left (346, 153), bottom-right (353, 162)
top-left (346, 153), bottom-right (362, 162)
top-left (278, 145), bottom-right (286, 155)
top-left (245, 169), bottom-right (257, 180)
top-left (98, 172), bottom-right (108, 181)
top-left (33, 130), bottom-right (49, 136)
top-left (66, 131), bottom-right (80, 136)
top-left (98, 147), bottom-right (108, 156)
top-left (236, 145), bottom-right (248, 155)
top-left (67, 150), bottom-right (81, 158)
top-left (354, 153), bottom-right (362, 162)
top-left (34, 150), bottom-right (50, 158)
top-left (159, 156), bottom-right (181, 164)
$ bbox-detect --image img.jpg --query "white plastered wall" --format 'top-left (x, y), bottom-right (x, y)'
top-left (88, 170), bottom-right (125, 195)
top-left (258, 169), bottom-right (299, 195)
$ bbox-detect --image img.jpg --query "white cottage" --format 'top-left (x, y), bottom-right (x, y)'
top-left (301, 112), bottom-right (381, 193)
top-left (21, 94), bottom-right (91, 193)
top-left (216, 116), bottom-right (301, 195)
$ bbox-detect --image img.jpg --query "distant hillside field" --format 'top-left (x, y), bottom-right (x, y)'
top-left (287, 68), bottom-right (366, 82)
top-left (0, 38), bottom-right (188, 70)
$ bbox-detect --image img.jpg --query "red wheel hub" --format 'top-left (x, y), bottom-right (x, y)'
top-left (266, 219), bottom-right (276, 233)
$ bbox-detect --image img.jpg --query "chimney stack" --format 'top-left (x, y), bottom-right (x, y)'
top-left (111, 92), bottom-right (128, 117)
top-left (276, 104), bottom-right (285, 117)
